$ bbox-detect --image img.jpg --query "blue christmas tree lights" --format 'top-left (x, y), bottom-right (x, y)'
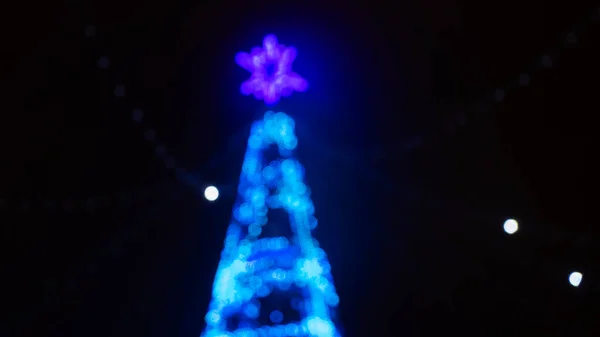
top-left (201, 35), bottom-right (342, 337)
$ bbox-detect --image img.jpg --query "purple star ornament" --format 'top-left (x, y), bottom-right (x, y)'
top-left (235, 34), bottom-right (308, 105)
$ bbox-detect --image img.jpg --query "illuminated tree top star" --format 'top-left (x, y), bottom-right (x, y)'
top-left (235, 34), bottom-right (308, 105)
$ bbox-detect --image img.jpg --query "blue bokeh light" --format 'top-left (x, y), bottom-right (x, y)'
top-left (202, 111), bottom-right (342, 337)
top-left (270, 310), bottom-right (284, 324)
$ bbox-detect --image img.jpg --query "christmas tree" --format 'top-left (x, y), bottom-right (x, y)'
top-left (202, 35), bottom-right (342, 337)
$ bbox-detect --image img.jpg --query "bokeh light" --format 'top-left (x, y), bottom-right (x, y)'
top-left (503, 219), bottom-right (519, 235)
top-left (569, 271), bottom-right (583, 287)
top-left (204, 186), bottom-right (219, 202)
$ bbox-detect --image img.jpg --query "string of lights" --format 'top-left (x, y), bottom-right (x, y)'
top-left (501, 218), bottom-right (592, 289)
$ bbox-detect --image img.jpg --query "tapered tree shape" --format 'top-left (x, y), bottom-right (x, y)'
top-left (202, 111), bottom-right (342, 337)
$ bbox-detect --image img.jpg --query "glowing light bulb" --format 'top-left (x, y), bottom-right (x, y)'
top-left (503, 219), bottom-right (518, 234)
top-left (204, 186), bottom-right (219, 201)
top-left (569, 271), bottom-right (583, 287)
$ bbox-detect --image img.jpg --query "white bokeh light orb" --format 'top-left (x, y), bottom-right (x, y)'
top-left (503, 219), bottom-right (519, 234)
top-left (204, 186), bottom-right (219, 201)
top-left (569, 271), bottom-right (583, 287)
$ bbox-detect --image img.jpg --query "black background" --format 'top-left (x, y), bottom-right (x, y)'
top-left (2, 0), bottom-right (599, 336)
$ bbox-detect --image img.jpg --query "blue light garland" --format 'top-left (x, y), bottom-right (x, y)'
top-left (202, 110), bottom-right (342, 337)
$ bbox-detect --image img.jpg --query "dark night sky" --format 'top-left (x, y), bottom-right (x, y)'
top-left (2, 1), bottom-right (600, 336)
